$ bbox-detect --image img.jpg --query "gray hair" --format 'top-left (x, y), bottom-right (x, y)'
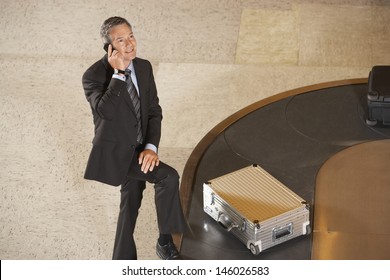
top-left (100, 16), bottom-right (132, 43)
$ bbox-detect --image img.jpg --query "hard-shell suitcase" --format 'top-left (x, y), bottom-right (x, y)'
top-left (203, 164), bottom-right (311, 255)
top-left (366, 65), bottom-right (390, 126)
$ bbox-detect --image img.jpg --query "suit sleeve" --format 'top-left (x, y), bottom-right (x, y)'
top-left (144, 61), bottom-right (163, 148)
top-left (82, 62), bottom-right (127, 121)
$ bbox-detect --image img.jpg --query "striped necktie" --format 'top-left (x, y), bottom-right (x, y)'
top-left (125, 69), bottom-right (143, 144)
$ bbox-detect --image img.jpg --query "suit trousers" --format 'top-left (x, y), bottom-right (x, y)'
top-left (112, 149), bottom-right (187, 260)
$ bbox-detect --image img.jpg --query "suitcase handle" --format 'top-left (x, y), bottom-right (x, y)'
top-left (272, 223), bottom-right (293, 241)
top-left (218, 213), bottom-right (238, 232)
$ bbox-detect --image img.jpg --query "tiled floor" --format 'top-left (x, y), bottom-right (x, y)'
top-left (0, 0), bottom-right (389, 259)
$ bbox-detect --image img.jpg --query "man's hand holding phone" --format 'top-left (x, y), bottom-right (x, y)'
top-left (106, 43), bottom-right (126, 72)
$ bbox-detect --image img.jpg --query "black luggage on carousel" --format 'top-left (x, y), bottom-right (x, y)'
top-left (366, 65), bottom-right (390, 126)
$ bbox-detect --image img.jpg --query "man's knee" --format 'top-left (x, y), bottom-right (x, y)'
top-left (155, 163), bottom-right (179, 184)
top-left (166, 166), bottom-right (179, 181)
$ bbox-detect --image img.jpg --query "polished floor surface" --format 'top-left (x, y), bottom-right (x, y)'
top-left (179, 80), bottom-right (390, 259)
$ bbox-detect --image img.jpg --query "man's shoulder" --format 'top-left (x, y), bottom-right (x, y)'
top-left (134, 56), bottom-right (149, 63)
top-left (134, 57), bottom-right (152, 68)
top-left (133, 57), bottom-right (154, 77)
top-left (83, 55), bottom-right (110, 80)
top-left (86, 55), bottom-right (108, 72)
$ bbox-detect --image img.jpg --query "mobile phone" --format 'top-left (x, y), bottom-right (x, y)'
top-left (103, 43), bottom-right (115, 53)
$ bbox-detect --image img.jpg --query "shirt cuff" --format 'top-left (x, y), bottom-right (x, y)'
top-left (145, 143), bottom-right (158, 154)
top-left (112, 74), bottom-right (126, 82)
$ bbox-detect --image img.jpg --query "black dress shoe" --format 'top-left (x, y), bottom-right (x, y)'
top-left (156, 241), bottom-right (181, 260)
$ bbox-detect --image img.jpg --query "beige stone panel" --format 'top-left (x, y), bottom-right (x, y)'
top-left (236, 8), bottom-right (299, 64)
top-left (0, 0), bottom-right (241, 64)
top-left (136, 0), bottom-right (242, 64)
top-left (298, 0), bottom-right (372, 5)
top-left (241, 0), bottom-right (295, 10)
top-left (156, 63), bottom-right (370, 148)
top-left (371, 5), bottom-right (390, 65)
top-left (241, 0), bottom-right (374, 9)
top-left (299, 4), bottom-right (372, 67)
top-left (0, 0), bottom-right (105, 59)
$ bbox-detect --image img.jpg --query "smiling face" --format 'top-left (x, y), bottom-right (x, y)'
top-left (109, 23), bottom-right (137, 64)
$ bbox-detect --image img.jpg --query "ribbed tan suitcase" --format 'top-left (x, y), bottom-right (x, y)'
top-left (203, 164), bottom-right (311, 255)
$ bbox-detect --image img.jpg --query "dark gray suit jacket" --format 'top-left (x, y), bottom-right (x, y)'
top-left (82, 56), bottom-right (162, 186)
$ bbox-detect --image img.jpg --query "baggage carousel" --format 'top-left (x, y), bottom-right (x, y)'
top-left (177, 79), bottom-right (390, 260)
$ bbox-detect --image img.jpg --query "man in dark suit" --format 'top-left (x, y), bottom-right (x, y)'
top-left (82, 16), bottom-right (187, 260)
